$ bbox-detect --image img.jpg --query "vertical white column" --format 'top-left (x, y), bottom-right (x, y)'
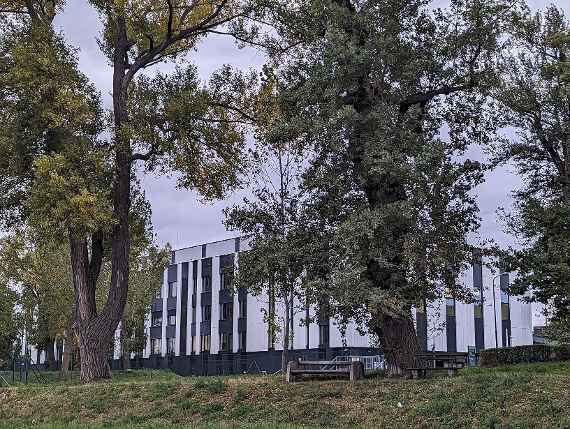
top-left (186, 261), bottom-right (193, 355)
top-left (144, 313), bottom-right (150, 358)
top-left (211, 256), bottom-right (220, 354)
top-left (161, 270), bottom-right (167, 356)
top-left (113, 323), bottom-right (121, 360)
top-left (175, 263), bottom-right (182, 356)
top-left (195, 261), bottom-right (202, 354)
top-left (233, 253), bottom-right (239, 352)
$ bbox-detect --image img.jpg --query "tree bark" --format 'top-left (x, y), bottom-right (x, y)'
top-left (370, 310), bottom-right (419, 374)
top-left (70, 237), bottom-right (112, 381)
top-left (78, 324), bottom-right (111, 381)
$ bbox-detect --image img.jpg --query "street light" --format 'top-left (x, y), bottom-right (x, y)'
top-left (492, 273), bottom-right (509, 349)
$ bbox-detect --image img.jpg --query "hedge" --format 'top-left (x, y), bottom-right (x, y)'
top-left (479, 344), bottom-right (570, 367)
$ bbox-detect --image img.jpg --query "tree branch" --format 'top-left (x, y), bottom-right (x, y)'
top-left (399, 81), bottom-right (477, 114)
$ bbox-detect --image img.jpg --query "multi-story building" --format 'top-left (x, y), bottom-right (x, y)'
top-left (20, 236), bottom-right (533, 372)
top-left (108, 237), bottom-right (533, 375)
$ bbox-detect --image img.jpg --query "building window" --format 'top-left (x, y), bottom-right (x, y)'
top-left (193, 277), bottom-right (198, 295)
top-left (151, 338), bottom-right (161, 355)
top-left (168, 282), bottom-right (177, 298)
top-left (220, 303), bottom-right (233, 320)
top-left (238, 332), bottom-right (246, 352)
top-left (239, 300), bottom-right (247, 318)
top-left (202, 276), bottom-right (211, 292)
top-left (151, 313), bottom-right (162, 327)
top-left (201, 335), bottom-right (211, 353)
top-left (202, 305), bottom-right (211, 321)
top-left (166, 338), bottom-right (175, 355)
top-left (191, 336), bottom-right (195, 355)
top-left (220, 333), bottom-right (233, 352)
top-left (168, 314), bottom-right (176, 325)
top-left (446, 298), bottom-right (455, 314)
top-left (221, 271), bottom-right (234, 290)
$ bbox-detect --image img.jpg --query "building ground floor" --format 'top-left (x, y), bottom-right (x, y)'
top-left (109, 347), bottom-right (381, 376)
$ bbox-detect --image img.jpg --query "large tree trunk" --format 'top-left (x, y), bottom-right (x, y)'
top-left (371, 310), bottom-right (419, 375)
top-left (78, 325), bottom-right (111, 381)
top-left (70, 237), bottom-right (113, 382)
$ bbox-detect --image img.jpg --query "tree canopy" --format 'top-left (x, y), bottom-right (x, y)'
top-left (491, 5), bottom-right (570, 335)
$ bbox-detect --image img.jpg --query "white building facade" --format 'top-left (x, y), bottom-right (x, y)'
top-left (107, 237), bottom-right (532, 375)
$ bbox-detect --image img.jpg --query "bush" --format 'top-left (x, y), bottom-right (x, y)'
top-left (480, 344), bottom-right (570, 367)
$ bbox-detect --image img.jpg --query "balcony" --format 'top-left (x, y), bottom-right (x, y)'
top-left (150, 326), bottom-right (162, 339)
top-left (167, 297), bottom-right (177, 311)
top-left (219, 319), bottom-right (233, 333)
top-left (151, 299), bottom-right (163, 312)
top-left (219, 289), bottom-right (233, 304)
top-left (201, 292), bottom-right (212, 306)
top-left (200, 320), bottom-right (211, 336)
top-left (166, 325), bottom-right (176, 339)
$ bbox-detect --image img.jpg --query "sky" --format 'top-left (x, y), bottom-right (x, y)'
top-left (53, 0), bottom-right (568, 254)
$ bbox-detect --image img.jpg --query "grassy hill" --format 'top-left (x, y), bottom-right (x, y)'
top-left (1, 362), bottom-right (569, 429)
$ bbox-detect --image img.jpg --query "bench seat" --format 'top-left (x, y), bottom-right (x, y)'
top-left (406, 367), bottom-right (458, 379)
top-left (286, 359), bottom-right (364, 383)
top-left (290, 369), bottom-right (350, 374)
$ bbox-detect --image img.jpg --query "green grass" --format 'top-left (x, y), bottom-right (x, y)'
top-left (1, 362), bottom-right (570, 428)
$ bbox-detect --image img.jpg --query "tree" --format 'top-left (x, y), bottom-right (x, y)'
top-left (0, 282), bottom-right (18, 366)
top-left (491, 6), bottom-right (570, 329)
top-left (0, 224), bottom-right (170, 374)
top-left (265, 0), bottom-right (516, 372)
top-left (1, 1), bottom-right (267, 381)
top-left (225, 68), bottom-right (308, 374)
top-left (0, 231), bottom-right (75, 370)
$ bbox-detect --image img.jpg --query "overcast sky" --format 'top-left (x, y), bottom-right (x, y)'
top-left (53, 0), bottom-right (567, 253)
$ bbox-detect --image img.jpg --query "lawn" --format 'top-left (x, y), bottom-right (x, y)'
top-left (1, 362), bottom-right (569, 429)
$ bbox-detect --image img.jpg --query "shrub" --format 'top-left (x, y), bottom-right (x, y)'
top-left (480, 344), bottom-right (570, 367)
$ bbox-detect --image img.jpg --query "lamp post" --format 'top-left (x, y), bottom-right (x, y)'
top-left (492, 273), bottom-right (509, 349)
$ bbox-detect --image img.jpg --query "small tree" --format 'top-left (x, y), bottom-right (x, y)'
top-left (0, 282), bottom-right (18, 366)
top-left (225, 69), bottom-right (308, 375)
top-left (0, 231), bottom-right (75, 370)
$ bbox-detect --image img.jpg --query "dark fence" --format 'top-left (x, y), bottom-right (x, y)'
top-left (111, 347), bottom-right (381, 377)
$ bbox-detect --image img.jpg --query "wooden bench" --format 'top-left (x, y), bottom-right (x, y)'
top-left (406, 366), bottom-right (460, 379)
top-left (405, 352), bottom-right (468, 379)
top-left (286, 359), bottom-right (364, 383)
